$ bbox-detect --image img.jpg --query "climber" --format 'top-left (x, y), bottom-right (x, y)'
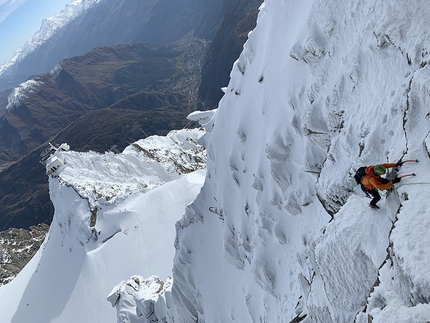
top-left (357, 162), bottom-right (402, 209)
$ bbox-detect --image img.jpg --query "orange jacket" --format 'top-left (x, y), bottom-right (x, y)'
top-left (361, 163), bottom-right (397, 191)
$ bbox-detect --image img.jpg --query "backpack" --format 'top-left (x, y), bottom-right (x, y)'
top-left (354, 166), bottom-right (372, 197)
top-left (354, 166), bottom-right (367, 185)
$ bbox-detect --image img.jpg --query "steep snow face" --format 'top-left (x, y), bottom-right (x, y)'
top-left (0, 129), bottom-right (206, 322)
top-left (119, 0), bottom-right (430, 322)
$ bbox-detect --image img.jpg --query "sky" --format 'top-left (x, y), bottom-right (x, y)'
top-left (0, 0), bottom-right (71, 66)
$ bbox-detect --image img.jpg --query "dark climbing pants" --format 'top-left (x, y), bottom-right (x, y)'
top-left (369, 189), bottom-right (381, 207)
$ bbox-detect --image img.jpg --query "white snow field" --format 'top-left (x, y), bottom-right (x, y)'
top-left (2, 0), bottom-right (430, 322)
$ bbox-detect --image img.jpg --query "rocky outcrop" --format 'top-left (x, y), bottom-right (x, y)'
top-left (0, 224), bottom-right (49, 286)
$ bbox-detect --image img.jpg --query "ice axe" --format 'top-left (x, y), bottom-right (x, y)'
top-left (401, 159), bottom-right (419, 163)
top-left (398, 173), bottom-right (416, 179)
top-left (395, 159), bottom-right (418, 171)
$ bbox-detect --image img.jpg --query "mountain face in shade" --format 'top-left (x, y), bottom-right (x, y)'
top-left (0, 0), bottom-right (223, 92)
top-left (0, 0), bottom-right (260, 231)
top-left (198, 0), bottom-right (261, 108)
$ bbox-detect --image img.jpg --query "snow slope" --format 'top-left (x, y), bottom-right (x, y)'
top-left (0, 128), bottom-right (206, 322)
top-left (111, 0), bottom-right (430, 322)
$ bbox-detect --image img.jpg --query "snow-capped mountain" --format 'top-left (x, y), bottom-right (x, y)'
top-left (0, 0), bottom-right (101, 90)
top-left (0, 126), bottom-right (207, 322)
top-left (0, 0), bottom-right (100, 76)
top-left (0, 0), bottom-right (223, 91)
top-left (2, 0), bottom-right (430, 322)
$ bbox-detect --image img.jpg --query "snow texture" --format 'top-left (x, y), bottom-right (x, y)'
top-left (124, 0), bottom-right (430, 322)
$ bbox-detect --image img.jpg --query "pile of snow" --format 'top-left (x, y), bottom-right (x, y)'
top-left (0, 128), bottom-right (206, 322)
top-left (49, 63), bottom-right (63, 79)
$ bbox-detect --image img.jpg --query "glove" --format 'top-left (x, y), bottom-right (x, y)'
top-left (396, 161), bottom-right (403, 167)
top-left (392, 177), bottom-right (401, 184)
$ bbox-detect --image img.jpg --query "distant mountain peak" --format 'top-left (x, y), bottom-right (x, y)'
top-left (0, 0), bottom-right (101, 77)
top-left (0, 0), bottom-right (223, 92)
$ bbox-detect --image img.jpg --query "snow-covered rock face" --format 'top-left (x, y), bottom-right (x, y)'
top-left (121, 0), bottom-right (430, 322)
top-left (53, 129), bottom-right (206, 208)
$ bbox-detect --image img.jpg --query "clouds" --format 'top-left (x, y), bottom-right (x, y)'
top-left (0, 0), bottom-right (28, 23)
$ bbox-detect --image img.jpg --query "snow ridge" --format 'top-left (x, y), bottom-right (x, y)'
top-left (54, 128), bottom-right (206, 208)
